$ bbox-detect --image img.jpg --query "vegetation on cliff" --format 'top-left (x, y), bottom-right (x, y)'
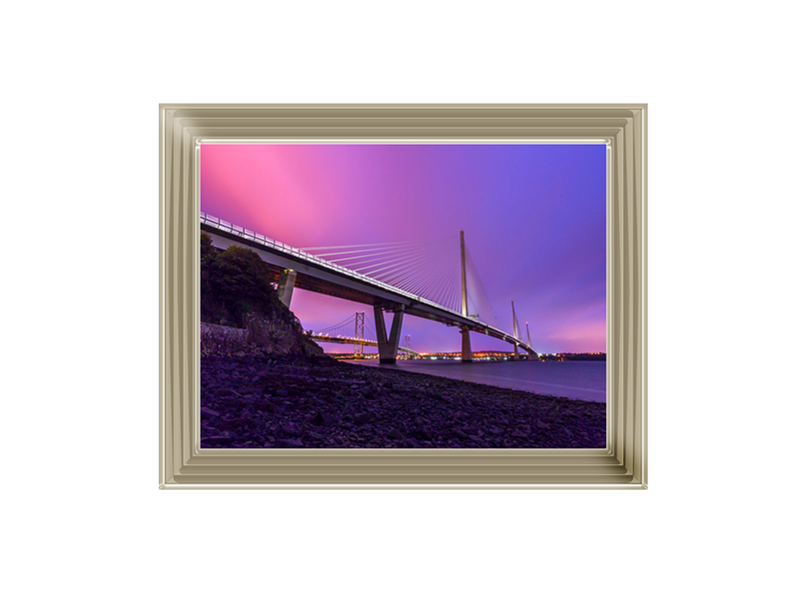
top-left (200, 233), bottom-right (325, 357)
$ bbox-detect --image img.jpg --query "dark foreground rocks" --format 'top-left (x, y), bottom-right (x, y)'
top-left (200, 355), bottom-right (606, 449)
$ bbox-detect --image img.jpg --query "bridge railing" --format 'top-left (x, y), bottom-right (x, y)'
top-left (203, 213), bottom-right (466, 317)
top-left (201, 212), bottom-right (531, 351)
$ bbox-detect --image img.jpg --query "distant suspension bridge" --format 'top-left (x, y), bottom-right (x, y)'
top-left (308, 312), bottom-right (419, 358)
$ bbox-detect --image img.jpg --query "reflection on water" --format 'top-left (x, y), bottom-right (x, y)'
top-left (346, 359), bottom-right (606, 403)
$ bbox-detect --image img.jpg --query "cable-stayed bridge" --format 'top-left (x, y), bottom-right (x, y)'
top-left (201, 213), bottom-right (537, 364)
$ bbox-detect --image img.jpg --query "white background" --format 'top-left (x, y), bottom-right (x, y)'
top-left (3, 2), bottom-right (801, 601)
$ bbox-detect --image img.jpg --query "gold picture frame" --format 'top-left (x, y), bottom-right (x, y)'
top-left (159, 104), bottom-right (647, 488)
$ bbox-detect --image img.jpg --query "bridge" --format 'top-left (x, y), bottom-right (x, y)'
top-left (308, 312), bottom-right (419, 358)
top-left (201, 212), bottom-right (538, 364)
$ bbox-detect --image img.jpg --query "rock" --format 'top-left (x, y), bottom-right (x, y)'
top-left (276, 390), bottom-right (289, 397)
top-left (536, 420), bottom-right (550, 429)
top-left (511, 430), bottom-right (528, 438)
top-left (281, 424), bottom-right (302, 437)
top-left (412, 428), bottom-right (433, 441)
top-left (387, 429), bottom-right (404, 440)
top-left (354, 412), bottom-right (372, 425)
top-left (310, 411), bottom-right (339, 427)
top-left (275, 438), bottom-right (303, 448)
top-left (201, 407), bottom-right (220, 419)
top-left (201, 436), bottom-right (231, 447)
top-left (216, 388), bottom-right (240, 398)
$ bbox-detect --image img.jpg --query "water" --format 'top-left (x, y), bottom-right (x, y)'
top-left (346, 359), bottom-right (606, 403)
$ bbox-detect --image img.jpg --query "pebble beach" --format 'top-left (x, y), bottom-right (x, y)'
top-left (201, 354), bottom-right (607, 449)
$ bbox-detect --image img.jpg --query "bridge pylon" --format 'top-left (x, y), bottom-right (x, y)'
top-left (374, 304), bottom-right (404, 365)
top-left (460, 230), bottom-right (472, 363)
top-left (526, 321), bottom-right (538, 360)
top-left (354, 312), bottom-right (365, 357)
top-left (511, 301), bottom-right (520, 360)
top-left (277, 269), bottom-right (296, 307)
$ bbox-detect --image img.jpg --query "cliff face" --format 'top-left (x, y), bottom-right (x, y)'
top-left (200, 313), bottom-right (326, 358)
top-left (200, 233), bottom-right (326, 358)
top-left (243, 310), bottom-right (326, 357)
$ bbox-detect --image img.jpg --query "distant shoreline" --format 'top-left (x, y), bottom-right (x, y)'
top-left (329, 352), bottom-right (606, 362)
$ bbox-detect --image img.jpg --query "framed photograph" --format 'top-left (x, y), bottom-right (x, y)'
top-left (160, 104), bottom-right (647, 488)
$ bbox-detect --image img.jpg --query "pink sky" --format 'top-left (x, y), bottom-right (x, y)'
top-left (201, 144), bottom-right (606, 353)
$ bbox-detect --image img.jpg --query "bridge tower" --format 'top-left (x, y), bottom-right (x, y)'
top-left (526, 321), bottom-right (538, 360)
top-left (511, 301), bottom-right (520, 360)
top-left (404, 334), bottom-right (411, 359)
top-left (354, 312), bottom-right (365, 357)
top-left (460, 230), bottom-right (472, 363)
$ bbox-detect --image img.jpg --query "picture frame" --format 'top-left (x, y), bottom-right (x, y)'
top-left (159, 104), bottom-right (647, 488)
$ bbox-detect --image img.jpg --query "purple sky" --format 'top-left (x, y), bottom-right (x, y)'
top-left (200, 144), bottom-right (606, 353)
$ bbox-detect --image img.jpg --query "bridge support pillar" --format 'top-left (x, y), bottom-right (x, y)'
top-left (277, 269), bottom-right (296, 307)
top-left (461, 326), bottom-right (472, 362)
top-left (374, 305), bottom-right (404, 365)
top-left (511, 342), bottom-right (519, 360)
top-left (528, 351), bottom-right (539, 361)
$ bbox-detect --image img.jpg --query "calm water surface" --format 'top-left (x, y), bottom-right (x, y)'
top-left (346, 359), bottom-right (606, 403)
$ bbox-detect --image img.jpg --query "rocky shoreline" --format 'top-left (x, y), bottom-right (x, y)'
top-left (201, 354), bottom-right (606, 449)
